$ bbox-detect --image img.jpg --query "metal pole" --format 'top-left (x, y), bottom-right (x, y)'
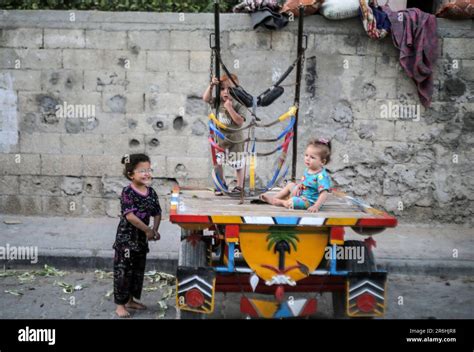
top-left (214, 0), bottom-right (221, 110)
top-left (291, 6), bottom-right (305, 181)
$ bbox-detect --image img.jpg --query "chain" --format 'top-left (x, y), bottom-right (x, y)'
top-left (209, 48), bottom-right (215, 84)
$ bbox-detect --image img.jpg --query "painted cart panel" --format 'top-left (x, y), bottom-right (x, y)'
top-left (170, 188), bottom-right (397, 229)
top-left (170, 187), bottom-right (397, 318)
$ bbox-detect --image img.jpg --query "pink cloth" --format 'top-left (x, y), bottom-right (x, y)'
top-left (383, 6), bottom-right (439, 107)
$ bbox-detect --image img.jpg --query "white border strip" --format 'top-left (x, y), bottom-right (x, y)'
top-left (243, 216), bottom-right (275, 224)
top-left (299, 217), bottom-right (325, 226)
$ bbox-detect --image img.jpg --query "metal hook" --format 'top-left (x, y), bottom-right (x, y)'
top-left (209, 33), bottom-right (216, 49)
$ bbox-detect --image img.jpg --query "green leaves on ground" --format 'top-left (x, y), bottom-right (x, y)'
top-left (36, 265), bottom-right (66, 277)
top-left (54, 281), bottom-right (86, 294)
top-left (4, 289), bottom-right (23, 296)
top-left (144, 270), bottom-right (176, 285)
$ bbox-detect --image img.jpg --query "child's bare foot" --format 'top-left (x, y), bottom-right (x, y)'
top-left (273, 198), bottom-right (291, 208)
top-left (126, 299), bottom-right (147, 310)
top-left (283, 199), bottom-right (294, 209)
top-left (260, 193), bottom-right (274, 205)
top-left (116, 305), bottom-right (131, 318)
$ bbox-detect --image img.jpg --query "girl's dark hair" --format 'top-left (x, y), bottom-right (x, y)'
top-left (307, 138), bottom-right (332, 164)
top-left (121, 153), bottom-right (150, 180)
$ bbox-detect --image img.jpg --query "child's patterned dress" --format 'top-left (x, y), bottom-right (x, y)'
top-left (112, 184), bottom-right (161, 305)
top-left (291, 168), bottom-right (331, 210)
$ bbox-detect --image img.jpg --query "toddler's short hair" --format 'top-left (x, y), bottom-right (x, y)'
top-left (307, 138), bottom-right (332, 164)
top-left (220, 74), bottom-right (239, 85)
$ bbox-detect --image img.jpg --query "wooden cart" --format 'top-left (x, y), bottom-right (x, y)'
top-left (170, 186), bottom-right (397, 319)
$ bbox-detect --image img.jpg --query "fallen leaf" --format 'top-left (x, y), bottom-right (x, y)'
top-left (161, 287), bottom-right (174, 300)
top-left (144, 286), bottom-right (158, 292)
top-left (156, 311), bottom-right (166, 319)
top-left (0, 271), bottom-right (18, 277)
top-left (3, 219), bottom-right (22, 225)
top-left (36, 265), bottom-right (65, 277)
top-left (94, 270), bottom-right (113, 280)
top-left (144, 271), bottom-right (175, 285)
top-left (158, 272), bottom-right (176, 284)
top-left (157, 300), bottom-right (168, 310)
top-left (157, 281), bottom-right (168, 288)
top-left (17, 272), bottom-right (35, 283)
top-left (55, 281), bottom-right (73, 294)
top-left (5, 289), bottom-right (23, 296)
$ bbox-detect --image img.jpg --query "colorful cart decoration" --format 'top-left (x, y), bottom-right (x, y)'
top-left (172, 2), bottom-right (397, 319)
top-left (170, 186), bottom-right (397, 319)
top-left (176, 267), bottom-right (215, 314)
top-left (207, 2), bottom-right (307, 199)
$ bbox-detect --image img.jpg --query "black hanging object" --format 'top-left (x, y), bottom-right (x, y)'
top-left (229, 86), bottom-right (254, 108)
top-left (216, 51), bottom-right (292, 108)
top-left (257, 86), bottom-right (285, 107)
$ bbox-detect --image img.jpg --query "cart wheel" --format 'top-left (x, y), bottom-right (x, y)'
top-left (332, 240), bottom-right (376, 319)
top-left (177, 228), bottom-right (209, 320)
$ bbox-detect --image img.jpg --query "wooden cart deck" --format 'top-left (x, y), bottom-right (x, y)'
top-left (170, 188), bottom-right (397, 228)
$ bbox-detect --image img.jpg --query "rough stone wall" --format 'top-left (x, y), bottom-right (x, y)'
top-left (0, 11), bottom-right (472, 224)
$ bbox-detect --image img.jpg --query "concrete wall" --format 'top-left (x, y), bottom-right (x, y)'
top-left (0, 10), bottom-right (472, 224)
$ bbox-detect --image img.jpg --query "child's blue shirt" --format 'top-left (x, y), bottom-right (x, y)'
top-left (300, 167), bottom-right (331, 204)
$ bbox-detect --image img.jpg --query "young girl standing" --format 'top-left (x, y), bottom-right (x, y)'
top-left (113, 153), bottom-right (162, 318)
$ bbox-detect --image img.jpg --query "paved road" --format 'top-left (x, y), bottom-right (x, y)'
top-left (1, 269), bottom-right (472, 319)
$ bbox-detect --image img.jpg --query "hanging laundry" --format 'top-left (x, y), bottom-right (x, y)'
top-left (233, 0), bottom-right (289, 30)
top-left (359, 0), bottom-right (391, 39)
top-left (233, 0), bottom-right (282, 13)
top-left (250, 7), bottom-right (290, 30)
top-left (383, 6), bottom-right (439, 107)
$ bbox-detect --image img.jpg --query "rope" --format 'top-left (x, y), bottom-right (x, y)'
top-left (208, 106), bottom-right (296, 134)
top-left (210, 130), bottom-right (294, 196)
top-left (208, 136), bottom-right (225, 153)
top-left (248, 98), bottom-right (257, 195)
top-left (208, 116), bottom-right (295, 145)
top-left (260, 133), bottom-right (293, 193)
top-left (207, 44), bottom-right (303, 197)
top-left (256, 132), bottom-right (293, 157)
top-left (209, 130), bottom-right (218, 164)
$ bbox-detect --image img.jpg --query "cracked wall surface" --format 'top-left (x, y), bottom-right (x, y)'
top-left (0, 11), bottom-right (472, 224)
